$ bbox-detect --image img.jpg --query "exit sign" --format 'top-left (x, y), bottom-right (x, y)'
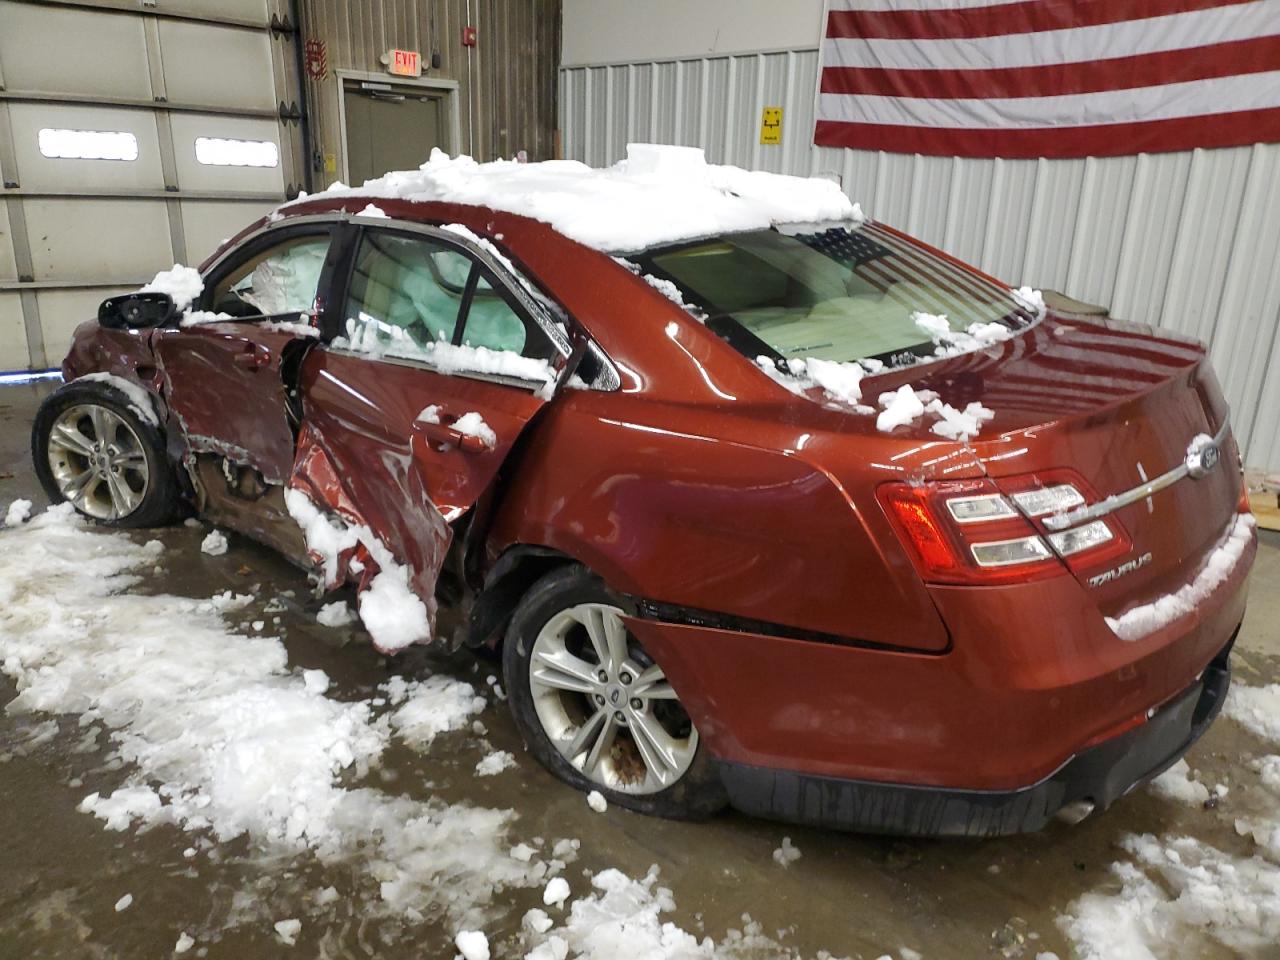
top-left (387, 48), bottom-right (421, 77)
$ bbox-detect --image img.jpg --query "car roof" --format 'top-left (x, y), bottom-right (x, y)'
top-left (263, 143), bottom-right (863, 255)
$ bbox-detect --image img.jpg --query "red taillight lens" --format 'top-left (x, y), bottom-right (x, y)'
top-left (881, 486), bottom-right (960, 574)
top-left (878, 480), bottom-right (1063, 585)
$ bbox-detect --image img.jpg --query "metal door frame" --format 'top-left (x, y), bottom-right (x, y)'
top-left (334, 69), bottom-right (462, 187)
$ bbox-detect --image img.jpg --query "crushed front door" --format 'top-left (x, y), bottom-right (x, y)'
top-left (151, 225), bottom-right (335, 553)
top-left (285, 223), bottom-right (569, 653)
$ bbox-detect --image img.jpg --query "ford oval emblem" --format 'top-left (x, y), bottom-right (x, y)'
top-left (1188, 441), bottom-right (1221, 479)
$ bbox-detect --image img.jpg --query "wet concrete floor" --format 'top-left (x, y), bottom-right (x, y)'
top-left (1, 380), bottom-right (1278, 960)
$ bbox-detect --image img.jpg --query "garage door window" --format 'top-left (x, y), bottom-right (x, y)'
top-left (208, 233), bottom-right (331, 320)
top-left (195, 137), bottom-right (279, 168)
top-left (38, 128), bottom-right (138, 161)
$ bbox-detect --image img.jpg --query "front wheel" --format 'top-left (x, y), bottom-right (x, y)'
top-left (32, 380), bottom-right (181, 527)
top-left (502, 565), bottom-right (727, 819)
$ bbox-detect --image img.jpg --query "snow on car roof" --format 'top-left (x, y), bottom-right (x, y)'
top-left (285, 143), bottom-right (863, 253)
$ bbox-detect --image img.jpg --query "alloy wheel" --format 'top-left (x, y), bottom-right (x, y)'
top-left (528, 602), bottom-right (698, 795)
top-left (47, 403), bottom-right (150, 521)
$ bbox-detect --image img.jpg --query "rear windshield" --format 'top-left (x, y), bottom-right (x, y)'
top-left (632, 223), bottom-right (1037, 368)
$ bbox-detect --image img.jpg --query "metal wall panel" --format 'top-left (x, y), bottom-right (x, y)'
top-left (180, 200), bottom-right (278, 265)
top-left (158, 0), bottom-right (271, 25)
top-left (0, 2), bottom-right (151, 100)
top-left (0, 293), bottom-right (28, 371)
top-left (23, 200), bottom-right (172, 282)
top-left (8, 104), bottom-right (166, 191)
top-left (561, 49), bottom-right (1280, 469)
top-left (37, 286), bottom-right (134, 364)
top-left (0, 204), bottom-right (17, 281)
top-left (157, 20), bottom-right (279, 111)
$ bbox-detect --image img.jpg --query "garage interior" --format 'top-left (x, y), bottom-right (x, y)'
top-left (2, 2), bottom-right (1279, 959)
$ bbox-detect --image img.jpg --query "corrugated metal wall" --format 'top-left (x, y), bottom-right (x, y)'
top-left (560, 49), bottom-right (1280, 471)
top-left (300, 0), bottom-right (560, 180)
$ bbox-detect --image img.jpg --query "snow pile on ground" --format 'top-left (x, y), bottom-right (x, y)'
top-left (200, 529), bottom-right (228, 556)
top-left (455, 929), bottom-right (490, 960)
top-left (3, 498), bottom-right (32, 527)
top-left (476, 750), bottom-right (517, 776)
top-left (297, 144), bottom-right (861, 254)
top-left (284, 488), bottom-right (431, 653)
top-left (1060, 834), bottom-right (1280, 957)
top-left (76, 373), bottom-right (160, 427)
top-left (1107, 514), bottom-right (1256, 641)
top-left (1227, 684), bottom-right (1280, 742)
top-left (1148, 759), bottom-right (1211, 807)
top-left (382, 674), bottom-right (486, 750)
top-left (772, 837), bottom-right (802, 868)
top-left (526, 868), bottom-right (713, 959)
top-left (0, 504), bottom-right (540, 930)
top-left (316, 600), bottom-right (356, 628)
top-left (141, 264), bottom-right (204, 310)
top-left (1061, 679), bottom-right (1280, 958)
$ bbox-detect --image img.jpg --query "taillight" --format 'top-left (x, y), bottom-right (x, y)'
top-left (879, 473), bottom-right (1131, 585)
top-left (878, 480), bottom-right (1063, 584)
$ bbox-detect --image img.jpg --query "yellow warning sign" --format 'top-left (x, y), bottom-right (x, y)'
top-left (760, 106), bottom-right (783, 145)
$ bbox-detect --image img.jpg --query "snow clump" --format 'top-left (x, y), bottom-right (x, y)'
top-left (475, 750), bottom-right (517, 776)
top-left (772, 836), bottom-right (802, 868)
top-left (586, 790), bottom-right (608, 813)
top-left (294, 143), bottom-right (861, 254)
top-left (141, 264), bottom-right (204, 310)
top-left (3, 498), bottom-right (32, 527)
top-left (316, 600), bottom-right (356, 627)
top-left (200, 529), bottom-right (228, 556)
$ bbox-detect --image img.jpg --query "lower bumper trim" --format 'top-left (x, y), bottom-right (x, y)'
top-left (717, 631), bottom-right (1235, 838)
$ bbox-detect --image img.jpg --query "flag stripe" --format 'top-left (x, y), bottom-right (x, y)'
top-left (813, 106), bottom-right (1280, 158)
top-left (820, 35), bottom-right (1280, 99)
top-left (822, 1), bottom-right (1277, 72)
top-left (818, 70), bottom-right (1280, 130)
top-left (826, 0), bottom-right (1253, 40)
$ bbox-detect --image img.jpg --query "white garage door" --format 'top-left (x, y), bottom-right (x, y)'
top-left (0, 0), bottom-right (308, 372)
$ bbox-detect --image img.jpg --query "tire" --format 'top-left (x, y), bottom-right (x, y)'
top-left (502, 564), bottom-right (727, 820)
top-left (32, 380), bottom-right (182, 528)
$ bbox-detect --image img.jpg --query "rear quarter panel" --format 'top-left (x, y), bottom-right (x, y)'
top-left (484, 389), bottom-right (951, 652)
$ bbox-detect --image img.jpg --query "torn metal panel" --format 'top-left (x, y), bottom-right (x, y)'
top-left (151, 324), bottom-right (304, 485)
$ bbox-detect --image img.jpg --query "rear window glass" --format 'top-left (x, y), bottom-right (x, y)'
top-left (637, 223), bottom-right (1036, 368)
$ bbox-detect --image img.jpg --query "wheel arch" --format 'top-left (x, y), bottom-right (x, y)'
top-left (466, 543), bottom-right (582, 651)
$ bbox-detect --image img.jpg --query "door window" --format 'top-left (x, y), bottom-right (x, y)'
top-left (208, 233), bottom-right (331, 319)
top-left (339, 229), bottom-right (557, 371)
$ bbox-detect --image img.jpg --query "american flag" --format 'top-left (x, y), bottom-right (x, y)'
top-left (813, 0), bottom-right (1280, 158)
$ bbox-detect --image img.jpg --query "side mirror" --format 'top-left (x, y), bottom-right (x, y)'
top-left (98, 292), bottom-right (177, 330)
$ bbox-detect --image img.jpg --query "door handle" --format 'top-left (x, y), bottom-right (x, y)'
top-left (232, 342), bottom-right (271, 370)
top-left (413, 419), bottom-right (489, 453)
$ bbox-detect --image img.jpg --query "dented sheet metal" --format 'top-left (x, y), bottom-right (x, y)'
top-left (152, 324), bottom-right (302, 485)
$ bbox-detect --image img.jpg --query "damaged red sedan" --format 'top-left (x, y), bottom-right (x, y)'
top-left (31, 147), bottom-right (1255, 835)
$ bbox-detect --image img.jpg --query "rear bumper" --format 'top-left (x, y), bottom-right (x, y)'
top-left (716, 632), bottom-right (1234, 836)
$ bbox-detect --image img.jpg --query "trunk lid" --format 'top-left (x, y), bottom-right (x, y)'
top-left (890, 313), bottom-right (1243, 612)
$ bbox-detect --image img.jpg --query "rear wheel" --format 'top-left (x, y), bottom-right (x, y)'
top-left (32, 381), bottom-right (180, 527)
top-left (503, 565), bottom-right (727, 819)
